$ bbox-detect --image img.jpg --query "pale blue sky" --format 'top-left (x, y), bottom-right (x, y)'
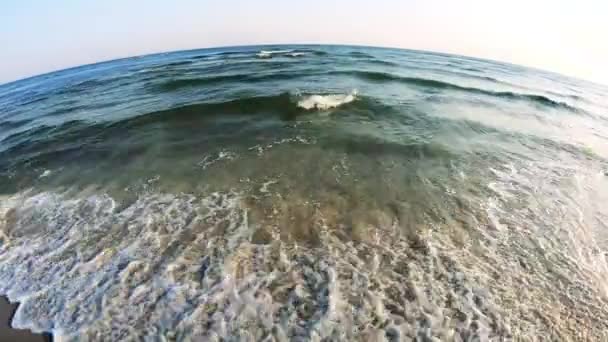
top-left (1, 0), bottom-right (607, 84)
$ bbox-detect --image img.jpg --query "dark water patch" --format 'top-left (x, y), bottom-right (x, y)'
top-left (120, 93), bottom-right (300, 125)
top-left (0, 120), bottom-right (111, 173)
top-left (53, 78), bottom-right (117, 96)
top-left (155, 75), bottom-right (245, 91)
top-left (143, 60), bottom-right (299, 83)
top-left (0, 92), bottom-right (49, 114)
top-left (39, 100), bottom-right (124, 119)
top-left (462, 66), bottom-right (483, 73)
top-left (164, 60), bottom-right (195, 67)
top-left (325, 134), bottom-right (453, 160)
top-left (146, 59), bottom-right (209, 72)
top-left (155, 73), bottom-right (287, 91)
top-left (361, 59), bottom-right (398, 67)
top-left (141, 60), bottom-right (196, 73)
top-left (348, 51), bottom-right (374, 58)
top-left (0, 119), bottom-right (34, 131)
top-left (0, 125), bottom-right (58, 148)
top-left (154, 70), bottom-right (316, 92)
top-left (17, 95), bottom-right (49, 107)
top-left (310, 50), bottom-right (329, 56)
top-left (190, 54), bottom-right (215, 60)
top-left (188, 50), bottom-right (256, 60)
top-left (0, 93), bottom-right (305, 162)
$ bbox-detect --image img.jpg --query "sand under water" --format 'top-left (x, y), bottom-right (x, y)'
top-left (0, 45), bottom-right (608, 340)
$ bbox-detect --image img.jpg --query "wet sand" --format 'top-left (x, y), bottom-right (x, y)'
top-left (0, 296), bottom-right (52, 342)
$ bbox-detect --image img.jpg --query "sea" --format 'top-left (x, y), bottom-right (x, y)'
top-left (1, 45), bottom-right (608, 341)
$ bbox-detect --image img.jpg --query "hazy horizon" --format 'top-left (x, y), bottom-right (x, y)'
top-left (1, 0), bottom-right (607, 86)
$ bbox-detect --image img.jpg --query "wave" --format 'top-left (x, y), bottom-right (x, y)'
top-left (0, 118), bottom-right (33, 131)
top-left (256, 49), bottom-right (294, 58)
top-left (337, 70), bottom-right (586, 114)
top-left (255, 49), bottom-right (323, 58)
top-left (260, 49), bottom-right (293, 54)
top-left (0, 91), bottom-right (360, 159)
top-left (191, 50), bottom-right (250, 59)
top-left (163, 60), bottom-right (194, 67)
top-left (157, 74), bottom-right (248, 91)
top-left (348, 51), bottom-right (374, 58)
top-left (310, 50), bottom-right (329, 56)
top-left (286, 52), bottom-right (307, 57)
top-left (297, 90), bottom-right (358, 110)
top-left (362, 59), bottom-right (399, 67)
top-left (155, 71), bottom-right (311, 91)
top-left (114, 94), bottom-right (302, 129)
top-left (126, 91), bottom-right (358, 122)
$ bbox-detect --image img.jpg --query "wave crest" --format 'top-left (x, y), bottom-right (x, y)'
top-left (256, 49), bottom-right (294, 58)
top-left (339, 70), bottom-right (587, 114)
top-left (297, 90), bottom-right (358, 110)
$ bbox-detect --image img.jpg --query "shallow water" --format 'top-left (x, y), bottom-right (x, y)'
top-left (1, 45), bottom-right (608, 340)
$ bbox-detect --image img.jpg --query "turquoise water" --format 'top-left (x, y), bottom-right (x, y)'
top-left (1, 45), bottom-right (608, 340)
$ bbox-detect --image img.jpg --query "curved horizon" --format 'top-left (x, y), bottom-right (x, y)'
top-left (1, 43), bottom-right (606, 89)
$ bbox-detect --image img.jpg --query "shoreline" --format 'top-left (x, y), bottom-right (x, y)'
top-left (0, 296), bottom-right (52, 342)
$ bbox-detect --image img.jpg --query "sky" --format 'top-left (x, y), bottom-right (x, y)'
top-left (1, 0), bottom-right (607, 85)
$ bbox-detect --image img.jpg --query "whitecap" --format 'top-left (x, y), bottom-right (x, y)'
top-left (297, 90), bottom-right (358, 110)
top-left (259, 50), bottom-right (293, 55)
top-left (256, 52), bottom-right (272, 59)
top-left (286, 52), bottom-right (307, 57)
top-left (39, 170), bottom-right (51, 178)
top-left (256, 50), bottom-right (293, 59)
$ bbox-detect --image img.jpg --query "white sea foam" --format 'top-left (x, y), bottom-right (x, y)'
top-left (247, 135), bottom-right (314, 156)
top-left (197, 150), bottom-right (238, 170)
top-left (260, 50), bottom-right (292, 55)
top-left (297, 90), bottom-right (358, 110)
top-left (256, 50), bottom-right (293, 58)
top-left (286, 52), bottom-right (307, 57)
top-left (1, 156), bottom-right (608, 340)
top-left (256, 52), bottom-right (272, 59)
top-left (39, 170), bottom-right (51, 178)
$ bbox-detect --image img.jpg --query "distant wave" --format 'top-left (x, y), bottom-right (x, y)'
top-left (0, 118), bottom-right (33, 130)
top-left (156, 72), bottom-right (311, 91)
top-left (256, 49), bottom-right (324, 58)
top-left (349, 51), bottom-right (374, 58)
top-left (191, 51), bottom-right (250, 59)
top-left (363, 59), bottom-right (399, 67)
top-left (53, 78), bottom-right (120, 96)
top-left (163, 60), bottom-right (194, 67)
top-left (157, 75), bottom-right (248, 91)
top-left (337, 70), bottom-right (586, 114)
top-left (256, 50), bottom-right (294, 58)
top-left (286, 52), bottom-right (307, 57)
top-left (260, 50), bottom-right (293, 55)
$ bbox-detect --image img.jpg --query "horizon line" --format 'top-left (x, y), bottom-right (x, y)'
top-left (1, 43), bottom-right (606, 89)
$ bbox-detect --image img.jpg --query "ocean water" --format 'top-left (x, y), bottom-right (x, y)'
top-left (1, 45), bottom-right (608, 341)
